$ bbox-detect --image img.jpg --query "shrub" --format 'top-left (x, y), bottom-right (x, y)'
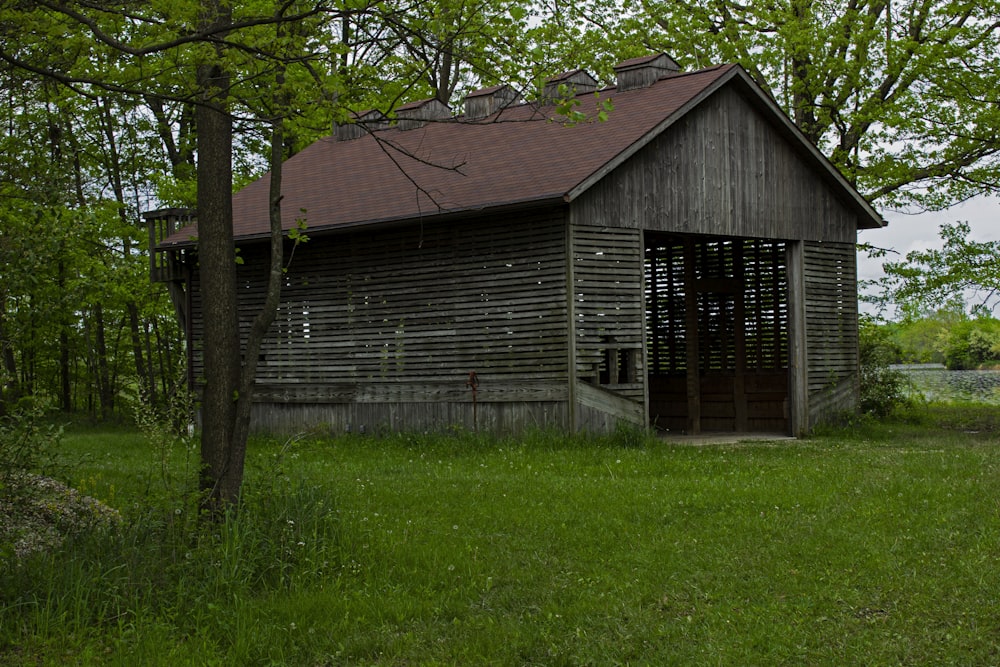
top-left (0, 398), bottom-right (62, 490)
top-left (858, 317), bottom-right (912, 416)
top-left (0, 401), bottom-right (120, 563)
top-left (942, 318), bottom-right (1000, 369)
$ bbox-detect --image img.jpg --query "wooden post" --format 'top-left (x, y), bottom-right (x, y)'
top-left (683, 239), bottom-right (700, 434)
top-left (466, 371), bottom-right (479, 431)
top-left (638, 231), bottom-right (651, 427)
top-left (733, 242), bottom-right (747, 431)
top-left (566, 216), bottom-right (578, 431)
top-left (786, 241), bottom-right (808, 435)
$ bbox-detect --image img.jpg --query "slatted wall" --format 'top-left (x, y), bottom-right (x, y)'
top-left (803, 241), bottom-right (859, 424)
top-left (645, 239), bottom-right (687, 377)
top-left (644, 236), bottom-right (688, 431)
top-left (572, 86), bottom-right (860, 244)
top-left (645, 234), bottom-right (789, 433)
top-left (570, 224), bottom-right (647, 425)
top-left (189, 209), bottom-right (572, 433)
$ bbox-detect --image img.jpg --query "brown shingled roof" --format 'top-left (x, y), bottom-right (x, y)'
top-left (160, 63), bottom-right (881, 247)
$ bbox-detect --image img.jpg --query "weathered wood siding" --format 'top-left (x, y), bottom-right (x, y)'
top-left (786, 241), bottom-right (809, 435)
top-left (574, 381), bottom-right (646, 432)
top-left (802, 241), bottom-right (859, 425)
top-left (568, 223), bottom-right (647, 429)
top-left (189, 209), bottom-right (572, 434)
top-left (573, 86), bottom-right (859, 243)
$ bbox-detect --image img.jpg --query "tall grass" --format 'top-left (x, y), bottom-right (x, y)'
top-left (3, 407), bottom-right (1000, 665)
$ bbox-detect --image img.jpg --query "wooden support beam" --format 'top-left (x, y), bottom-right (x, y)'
top-left (683, 239), bottom-right (701, 434)
top-left (787, 241), bottom-right (808, 435)
top-left (733, 242), bottom-right (747, 431)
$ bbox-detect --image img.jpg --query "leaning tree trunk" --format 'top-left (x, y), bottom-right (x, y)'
top-left (231, 73), bottom-right (288, 493)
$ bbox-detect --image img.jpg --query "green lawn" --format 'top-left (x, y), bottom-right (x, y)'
top-left (3, 405), bottom-right (1000, 665)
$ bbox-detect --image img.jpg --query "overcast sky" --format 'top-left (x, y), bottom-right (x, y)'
top-left (856, 194), bottom-right (998, 314)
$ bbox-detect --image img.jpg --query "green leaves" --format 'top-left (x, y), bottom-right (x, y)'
top-left (287, 214), bottom-right (309, 244)
top-left (552, 89), bottom-right (615, 125)
top-left (597, 95), bottom-right (614, 123)
top-left (880, 221), bottom-right (1000, 316)
top-left (612, 0), bottom-right (1000, 210)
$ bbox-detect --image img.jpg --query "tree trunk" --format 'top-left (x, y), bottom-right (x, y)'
top-left (94, 302), bottom-right (114, 419)
top-left (196, 101), bottom-right (240, 506)
top-left (196, 0), bottom-right (241, 510)
top-left (126, 301), bottom-right (151, 403)
top-left (142, 316), bottom-right (158, 407)
top-left (197, 3), bottom-right (296, 512)
top-left (789, 0), bottom-right (819, 144)
top-left (231, 75), bottom-right (288, 491)
top-left (100, 95), bottom-right (154, 410)
top-left (58, 259), bottom-right (71, 412)
top-left (24, 309), bottom-right (35, 396)
top-left (0, 304), bottom-right (18, 416)
top-left (153, 316), bottom-right (172, 399)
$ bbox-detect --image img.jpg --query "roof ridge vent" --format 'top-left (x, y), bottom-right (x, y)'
top-left (614, 53), bottom-right (681, 91)
top-left (334, 109), bottom-right (389, 141)
top-left (541, 69), bottom-right (598, 104)
top-left (464, 84), bottom-right (521, 120)
top-left (395, 97), bottom-right (451, 130)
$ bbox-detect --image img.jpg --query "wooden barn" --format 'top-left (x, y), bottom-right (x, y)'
top-left (149, 54), bottom-right (884, 437)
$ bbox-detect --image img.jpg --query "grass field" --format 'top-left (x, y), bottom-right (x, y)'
top-left (3, 404), bottom-right (1000, 665)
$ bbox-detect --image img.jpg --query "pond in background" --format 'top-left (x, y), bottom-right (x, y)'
top-left (892, 364), bottom-right (1000, 404)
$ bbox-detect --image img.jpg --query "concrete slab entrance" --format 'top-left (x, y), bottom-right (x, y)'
top-left (657, 432), bottom-right (796, 446)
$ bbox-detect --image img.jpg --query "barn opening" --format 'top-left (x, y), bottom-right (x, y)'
top-left (645, 233), bottom-right (790, 435)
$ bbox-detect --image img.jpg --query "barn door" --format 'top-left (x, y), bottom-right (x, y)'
top-left (646, 234), bottom-right (789, 435)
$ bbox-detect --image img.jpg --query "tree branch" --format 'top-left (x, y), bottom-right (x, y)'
top-left (33, 0), bottom-right (332, 57)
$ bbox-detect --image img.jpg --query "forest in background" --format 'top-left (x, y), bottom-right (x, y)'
top-left (867, 308), bottom-right (1000, 370)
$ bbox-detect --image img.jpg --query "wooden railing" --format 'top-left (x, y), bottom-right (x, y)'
top-left (144, 208), bottom-right (194, 283)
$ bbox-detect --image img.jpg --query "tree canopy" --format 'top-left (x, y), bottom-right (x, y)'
top-left (570, 0), bottom-right (1000, 211)
top-left (880, 221), bottom-right (1000, 316)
